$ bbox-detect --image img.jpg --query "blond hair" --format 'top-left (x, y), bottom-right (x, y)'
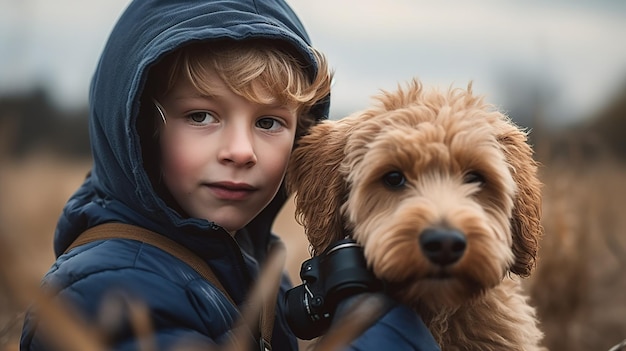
top-left (150, 39), bottom-right (333, 135)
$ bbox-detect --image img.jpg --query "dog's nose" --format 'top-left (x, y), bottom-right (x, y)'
top-left (419, 228), bottom-right (467, 266)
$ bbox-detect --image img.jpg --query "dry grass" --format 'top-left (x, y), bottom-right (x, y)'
top-left (0, 154), bottom-right (91, 350)
top-left (527, 160), bottom-right (626, 351)
top-left (1, 152), bottom-right (626, 350)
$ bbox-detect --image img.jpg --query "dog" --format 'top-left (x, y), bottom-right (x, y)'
top-left (287, 79), bottom-right (546, 350)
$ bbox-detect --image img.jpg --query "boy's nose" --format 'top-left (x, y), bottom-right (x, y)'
top-left (218, 127), bottom-right (257, 166)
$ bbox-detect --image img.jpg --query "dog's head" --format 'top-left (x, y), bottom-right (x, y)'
top-left (287, 80), bottom-right (542, 306)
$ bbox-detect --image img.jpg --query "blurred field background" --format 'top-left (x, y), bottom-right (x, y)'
top-left (2, 1), bottom-right (626, 350)
top-left (2, 79), bottom-right (626, 351)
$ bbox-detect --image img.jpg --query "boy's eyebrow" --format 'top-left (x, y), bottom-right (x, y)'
top-left (171, 92), bottom-right (217, 101)
top-left (259, 101), bottom-right (298, 113)
top-left (171, 93), bottom-right (296, 112)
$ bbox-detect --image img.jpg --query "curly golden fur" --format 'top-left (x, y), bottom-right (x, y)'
top-left (287, 80), bottom-right (546, 350)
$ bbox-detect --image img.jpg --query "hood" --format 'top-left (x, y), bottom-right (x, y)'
top-left (54, 0), bottom-right (330, 257)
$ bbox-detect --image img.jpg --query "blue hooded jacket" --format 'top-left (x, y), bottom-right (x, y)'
top-left (20, 1), bottom-right (440, 350)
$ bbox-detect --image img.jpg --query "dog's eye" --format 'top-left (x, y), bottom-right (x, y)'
top-left (463, 171), bottom-right (485, 186)
top-left (383, 171), bottom-right (406, 189)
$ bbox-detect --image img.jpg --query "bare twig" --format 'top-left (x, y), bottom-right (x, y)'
top-left (608, 339), bottom-right (626, 351)
top-left (313, 294), bottom-right (390, 351)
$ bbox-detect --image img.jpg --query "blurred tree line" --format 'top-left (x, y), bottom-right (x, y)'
top-left (0, 81), bottom-right (625, 162)
top-left (0, 87), bottom-right (90, 160)
top-left (533, 80), bottom-right (626, 164)
top-left (582, 81), bottom-right (626, 158)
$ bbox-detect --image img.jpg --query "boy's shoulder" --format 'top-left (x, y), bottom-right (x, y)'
top-left (26, 239), bottom-right (242, 348)
top-left (46, 238), bottom-right (204, 290)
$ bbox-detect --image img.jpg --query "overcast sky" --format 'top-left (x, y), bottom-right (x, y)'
top-left (1, 0), bottom-right (625, 127)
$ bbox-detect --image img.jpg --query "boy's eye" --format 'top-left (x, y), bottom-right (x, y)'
top-left (187, 111), bottom-right (216, 125)
top-left (256, 117), bottom-right (282, 131)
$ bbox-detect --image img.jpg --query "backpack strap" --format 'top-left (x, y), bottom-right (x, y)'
top-left (65, 222), bottom-right (279, 349)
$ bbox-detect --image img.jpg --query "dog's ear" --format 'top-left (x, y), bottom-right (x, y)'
top-left (287, 120), bottom-right (349, 255)
top-left (497, 122), bottom-right (543, 277)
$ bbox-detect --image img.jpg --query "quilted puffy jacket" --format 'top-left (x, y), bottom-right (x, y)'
top-left (20, 1), bottom-right (440, 350)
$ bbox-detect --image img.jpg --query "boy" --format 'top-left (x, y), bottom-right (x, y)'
top-left (20, 0), bottom-right (440, 350)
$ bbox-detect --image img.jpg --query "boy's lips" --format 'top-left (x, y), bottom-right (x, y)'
top-left (205, 181), bottom-right (257, 200)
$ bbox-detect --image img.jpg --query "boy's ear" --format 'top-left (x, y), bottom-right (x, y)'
top-left (287, 121), bottom-right (348, 254)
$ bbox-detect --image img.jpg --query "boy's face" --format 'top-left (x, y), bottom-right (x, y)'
top-left (157, 69), bottom-right (298, 234)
